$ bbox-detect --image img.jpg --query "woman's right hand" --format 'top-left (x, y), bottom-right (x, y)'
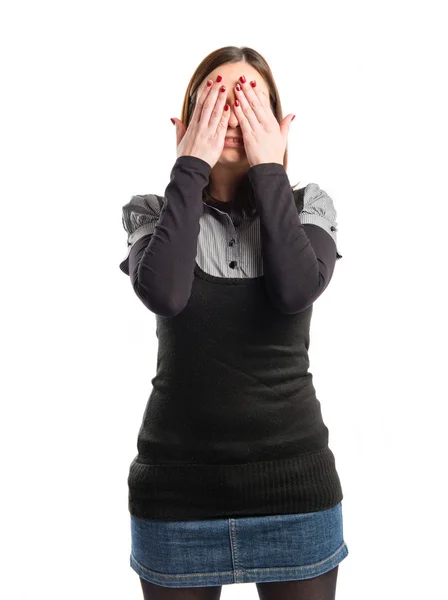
top-left (172, 76), bottom-right (231, 169)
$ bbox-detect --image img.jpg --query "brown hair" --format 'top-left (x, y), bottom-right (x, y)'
top-left (179, 45), bottom-right (300, 217)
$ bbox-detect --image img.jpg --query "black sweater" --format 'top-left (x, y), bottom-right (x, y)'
top-left (120, 155), bottom-right (344, 520)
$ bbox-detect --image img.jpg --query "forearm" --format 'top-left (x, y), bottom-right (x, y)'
top-left (130, 155), bottom-right (211, 316)
top-left (247, 163), bottom-right (337, 314)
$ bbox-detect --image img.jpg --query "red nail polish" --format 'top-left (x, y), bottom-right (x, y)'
top-left (206, 80), bottom-right (212, 87)
top-left (236, 83), bottom-right (241, 91)
top-left (239, 75), bottom-right (246, 83)
top-left (216, 75), bottom-right (222, 82)
top-left (250, 80), bottom-right (256, 87)
top-left (235, 99), bottom-right (239, 107)
top-left (292, 115), bottom-right (296, 121)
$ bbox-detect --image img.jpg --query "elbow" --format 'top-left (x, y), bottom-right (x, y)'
top-left (277, 281), bottom-right (330, 314)
top-left (273, 270), bottom-right (330, 314)
top-left (132, 282), bottom-right (187, 317)
top-left (267, 285), bottom-right (312, 314)
top-left (275, 295), bottom-right (313, 315)
top-left (267, 281), bottom-right (317, 315)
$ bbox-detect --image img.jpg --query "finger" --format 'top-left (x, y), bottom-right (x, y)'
top-left (249, 82), bottom-right (273, 111)
top-left (192, 77), bottom-right (219, 125)
top-left (190, 78), bottom-right (213, 124)
top-left (199, 79), bottom-right (224, 127)
top-left (258, 89), bottom-right (275, 115)
top-left (217, 102), bottom-right (231, 137)
top-left (208, 83), bottom-right (229, 132)
top-left (234, 79), bottom-right (269, 128)
top-left (233, 96), bottom-right (252, 138)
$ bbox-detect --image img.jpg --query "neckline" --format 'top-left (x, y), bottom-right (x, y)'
top-left (194, 262), bottom-right (262, 285)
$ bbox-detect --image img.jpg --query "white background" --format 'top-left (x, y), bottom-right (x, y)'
top-left (1, 1), bottom-right (447, 598)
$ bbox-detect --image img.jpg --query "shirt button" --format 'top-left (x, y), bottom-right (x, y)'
top-left (330, 226), bottom-right (337, 231)
top-left (229, 261), bottom-right (237, 269)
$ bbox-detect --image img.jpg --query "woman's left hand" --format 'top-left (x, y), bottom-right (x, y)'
top-left (233, 75), bottom-right (295, 168)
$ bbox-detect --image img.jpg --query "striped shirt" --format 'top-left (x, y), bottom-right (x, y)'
top-left (120, 180), bottom-right (342, 281)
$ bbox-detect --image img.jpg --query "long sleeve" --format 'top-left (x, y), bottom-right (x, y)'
top-left (120, 155), bottom-right (212, 316)
top-left (247, 162), bottom-right (340, 315)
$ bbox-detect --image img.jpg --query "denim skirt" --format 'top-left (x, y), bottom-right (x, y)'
top-left (130, 501), bottom-right (349, 588)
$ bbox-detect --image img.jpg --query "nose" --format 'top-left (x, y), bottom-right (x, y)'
top-left (225, 94), bottom-right (239, 126)
top-left (227, 107), bottom-right (239, 128)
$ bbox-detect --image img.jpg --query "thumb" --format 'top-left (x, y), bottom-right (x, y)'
top-left (171, 118), bottom-right (186, 146)
top-left (280, 114), bottom-right (295, 139)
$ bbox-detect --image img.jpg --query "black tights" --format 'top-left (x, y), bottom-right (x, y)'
top-left (139, 564), bottom-right (339, 599)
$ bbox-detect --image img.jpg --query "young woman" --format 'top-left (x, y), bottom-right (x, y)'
top-left (119, 45), bottom-right (347, 600)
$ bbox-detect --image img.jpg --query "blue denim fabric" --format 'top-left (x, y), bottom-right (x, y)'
top-left (130, 502), bottom-right (349, 588)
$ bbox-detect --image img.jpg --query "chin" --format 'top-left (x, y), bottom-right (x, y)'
top-left (218, 151), bottom-right (248, 164)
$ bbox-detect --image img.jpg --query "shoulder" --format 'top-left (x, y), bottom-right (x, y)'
top-left (119, 194), bottom-right (164, 276)
top-left (303, 183), bottom-right (336, 214)
top-left (292, 182), bottom-right (336, 213)
top-left (299, 182), bottom-right (338, 224)
top-left (121, 194), bottom-right (164, 236)
top-left (298, 183), bottom-right (342, 260)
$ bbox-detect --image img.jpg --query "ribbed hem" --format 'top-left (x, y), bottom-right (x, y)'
top-left (127, 447), bottom-right (343, 520)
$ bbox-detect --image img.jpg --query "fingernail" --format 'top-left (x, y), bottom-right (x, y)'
top-left (291, 115), bottom-right (296, 121)
top-left (170, 118), bottom-right (175, 125)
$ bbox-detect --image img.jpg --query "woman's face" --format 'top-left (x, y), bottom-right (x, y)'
top-left (197, 62), bottom-right (271, 167)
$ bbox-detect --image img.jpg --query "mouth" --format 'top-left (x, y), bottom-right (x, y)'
top-left (224, 137), bottom-right (244, 147)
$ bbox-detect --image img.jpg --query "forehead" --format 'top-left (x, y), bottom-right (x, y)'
top-left (201, 62), bottom-right (270, 95)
